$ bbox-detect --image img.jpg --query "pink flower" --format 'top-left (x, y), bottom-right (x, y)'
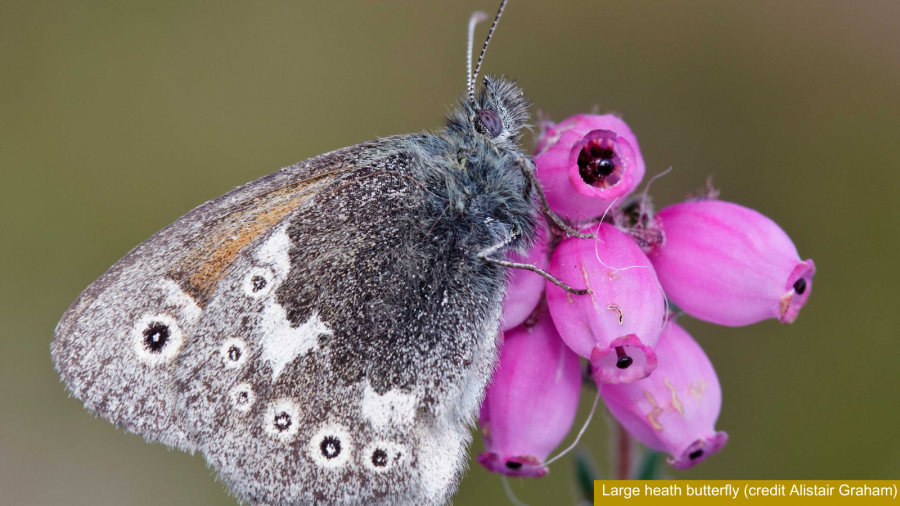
top-left (546, 223), bottom-right (665, 384)
top-left (535, 114), bottom-right (646, 220)
top-left (501, 226), bottom-right (549, 331)
top-left (478, 309), bottom-right (582, 477)
top-left (648, 200), bottom-right (815, 326)
top-left (601, 320), bottom-right (728, 469)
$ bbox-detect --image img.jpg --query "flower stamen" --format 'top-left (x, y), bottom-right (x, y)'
top-left (615, 346), bottom-right (633, 369)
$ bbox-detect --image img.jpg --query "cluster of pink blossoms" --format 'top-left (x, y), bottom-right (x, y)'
top-left (478, 114), bottom-right (816, 476)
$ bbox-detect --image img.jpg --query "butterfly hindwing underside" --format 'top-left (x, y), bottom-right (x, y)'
top-left (53, 76), bottom-right (536, 505)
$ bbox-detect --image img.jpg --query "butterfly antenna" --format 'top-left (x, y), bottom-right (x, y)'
top-left (467, 11), bottom-right (489, 102)
top-left (468, 0), bottom-right (509, 104)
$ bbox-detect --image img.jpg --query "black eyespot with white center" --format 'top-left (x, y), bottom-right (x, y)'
top-left (219, 338), bottom-right (248, 369)
top-left (251, 275), bottom-right (267, 292)
top-left (243, 267), bottom-right (275, 298)
top-left (133, 314), bottom-right (184, 364)
top-left (274, 412), bottom-right (292, 432)
top-left (229, 383), bottom-right (255, 413)
top-left (143, 322), bottom-right (170, 353)
top-left (320, 436), bottom-right (342, 459)
top-left (371, 449), bottom-right (388, 467)
top-left (477, 108), bottom-right (503, 138)
top-left (265, 400), bottom-right (299, 440)
top-left (363, 441), bottom-right (405, 472)
top-left (309, 425), bottom-right (353, 467)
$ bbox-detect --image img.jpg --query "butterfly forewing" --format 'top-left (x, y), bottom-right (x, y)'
top-left (50, 141), bottom-right (369, 450)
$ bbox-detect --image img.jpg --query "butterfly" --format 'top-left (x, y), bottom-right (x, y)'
top-left (51, 2), bottom-right (587, 505)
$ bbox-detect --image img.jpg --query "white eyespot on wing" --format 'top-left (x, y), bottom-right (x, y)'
top-left (309, 424), bottom-right (353, 468)
top-left (219, 338), bottom-right (249, 369)
top-left (264, 399), bottom-right (300, 440)
top-left (260, 308), bottom-right (331, 381)
top-left (242, 267), bottom-right (276, 298)
top-left (361, 383), bottom-right (417, 428)
top-left (132, 314), bottom-right (185, 365)
top-left (255, 225), bottom-right (292, 280)
top-left (362, 441), bottom-right (407, 473)
top-left (161, 279), bottom-right (202, 324)
top-left (230, 383), bottom-right (255, 413)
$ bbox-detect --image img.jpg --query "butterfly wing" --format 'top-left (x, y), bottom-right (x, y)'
top-left (51, 140), bottom-right (377, 450)
top-left (172, 136), bottom-right (504, 505)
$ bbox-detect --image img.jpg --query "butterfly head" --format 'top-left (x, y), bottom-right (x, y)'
top-left (457, 75), bottom-right (530, 149)
top-left (454, 1), bottom-right (529, 150)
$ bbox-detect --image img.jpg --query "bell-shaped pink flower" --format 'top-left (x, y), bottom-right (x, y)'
top-left (648, 200), bottom-right (815, 326)
top-left (535, 114), bottom-right (646, 220)
top-left (501, 226), bottom-right (550, 331)
top-left (546, 223), bottom-right (665, 384)
top-left (601, 320), bottom-right (728, 469)
top-left (478, 309), bottom-right (582, 477)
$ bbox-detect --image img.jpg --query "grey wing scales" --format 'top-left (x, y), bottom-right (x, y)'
top-left (173, 140), bottom-right (504, 505)
top-left (51, 139), bottom-right (384, 450)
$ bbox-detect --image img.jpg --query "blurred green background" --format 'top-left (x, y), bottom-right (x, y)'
top-left (2, 0), bottom-right (898, 504)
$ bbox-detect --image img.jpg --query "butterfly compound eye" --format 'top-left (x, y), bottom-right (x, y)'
top-left (477, 109), bottom-right (503, 137)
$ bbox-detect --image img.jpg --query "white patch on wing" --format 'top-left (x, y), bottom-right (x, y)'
top-left (416, 423), bottom-right (467, 504)
top-left (361, 383), bottom-right (417, 428)
top-left (161, 279), bottom-right (202, 323)
top-left (256, 225), bottom-right (292, 280)
top-left (260, 306), bottom-right (331, 381)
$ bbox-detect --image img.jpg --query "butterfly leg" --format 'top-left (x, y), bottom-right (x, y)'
top-left (516, 155), bottom-right (595, 239)
top-left (477, 242), bottom-right (591, 295)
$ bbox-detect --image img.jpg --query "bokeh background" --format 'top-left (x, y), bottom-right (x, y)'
top-left (2, 0), bottom-right (898, 504)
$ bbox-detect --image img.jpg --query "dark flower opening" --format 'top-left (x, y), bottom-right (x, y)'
top-left (689, 449), bottom-right (704, 460)
top-left (577, 133), bottom-right (624, 189)
top-left (793, 278), bottom-right (807, 295)
top-left (505, 461), bottom-right (523, 470)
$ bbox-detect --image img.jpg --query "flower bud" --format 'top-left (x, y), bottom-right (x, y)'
top-left (601, 320), bottom-right (728, 469)
top-left (546, 223), bottom-right (665, 384)
top-left (535, 114), bottom-right (646, 220)
top-left (501, 226), bottom-right (550, 331)
top-left (478, 310), bottom-right (582, 477)
top-left (649, 200), bottom-right (815, 326)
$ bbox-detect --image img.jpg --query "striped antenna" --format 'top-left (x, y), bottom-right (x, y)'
top-left (467, 0), bottom-right (509, 104)
top-left (466, 11), bottom-right (489, 101)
